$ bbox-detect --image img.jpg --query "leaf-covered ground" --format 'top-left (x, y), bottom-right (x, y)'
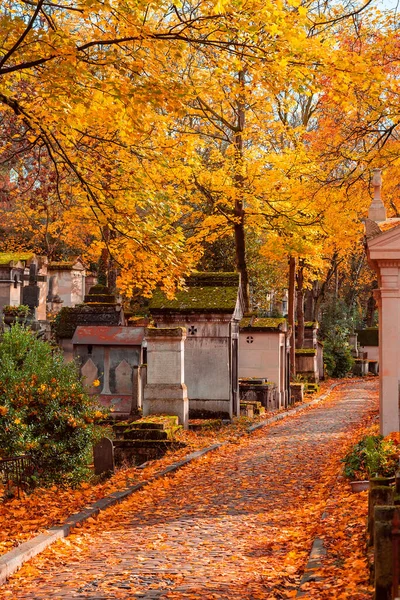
top-left (0, 383), bottom-right (332, 557)
top-left (1, 380), bottom-right (377, 599)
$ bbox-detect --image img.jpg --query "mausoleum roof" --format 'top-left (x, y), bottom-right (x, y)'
top-left (0, 252), bottom-right (35, 266)
top-left (150, 272), bottom-right (240, 314)
top-left (72, 325), bottom-right (144, 346)
top-left (240, 316), bottom-right (287, 332)
top-left (48, 258), bottom-right (85, 271)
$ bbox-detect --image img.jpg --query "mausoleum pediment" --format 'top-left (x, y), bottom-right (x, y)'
top-left (367, 220), bottom-right (400, 254)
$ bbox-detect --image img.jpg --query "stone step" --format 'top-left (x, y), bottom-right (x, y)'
top-left (122, 429), bottom-right (169, 441)
top-left (240, 402), bottom-right (265, 416)
top-left (240, 400), bottom-right (263, 409)
top-left (113, 439), bottom-right (185, 467)
top-left (113, 439), bottom-right (177, 449)
top-left (127, 422), bottom-right (166, 430)
top-left (112, 422), bottom-right (138, 433)
top-left (188, 419), bottom-right (223, 431)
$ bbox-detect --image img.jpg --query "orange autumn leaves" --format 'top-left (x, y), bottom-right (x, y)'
top-left (1, 381), bottom-right (378, 600)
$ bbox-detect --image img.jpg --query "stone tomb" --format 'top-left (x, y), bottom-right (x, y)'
top-left (239, 317), bottom-right (290, 408)
top-left (143, 327), bottom-right (189, 429)
top-left (295, 321), bottom-right (323, 382)
top-left (47, 259), bottom-right (86, 308)
top-left (150, 272), bottom-right (244, 418)
top-left (0, 253), bottom-right (47, 321)
top-left (357, 327), bottom-right (379, 363)
top-left (72, 325), bottom-right (145, 415)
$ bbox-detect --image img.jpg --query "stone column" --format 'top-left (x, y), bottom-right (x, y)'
top-left (143, 327), bottom-right (189, 429)
top-left (375, 263), bottom-right (400, 435)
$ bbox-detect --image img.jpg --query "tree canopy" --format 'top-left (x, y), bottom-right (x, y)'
top-left (0, 0), bottom-right (399, 303)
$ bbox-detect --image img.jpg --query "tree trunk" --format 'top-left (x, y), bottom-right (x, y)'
top-left (296, 262), bottom-right (305, 349)
top-left (288, 255), bottom-right (296, 379)
top-left (234, 206), bottom-right (250, 312)
top-left (233, 69), bottom-right (250, 312)
top-left (304, 288), bottom-right (314, 322)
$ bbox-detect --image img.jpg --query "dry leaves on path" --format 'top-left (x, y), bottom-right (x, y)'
top-left (0, 382), bottom-right (333, 557)
top-left (1, 380), bottom-right (378, 600)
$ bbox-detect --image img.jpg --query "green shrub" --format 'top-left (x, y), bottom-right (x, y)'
top-left (0, 324), bottom-right (106, 485)
top-left (342, 434), bottom-right (399, 480)
top-left (324, 342), bottom-right (354, 378)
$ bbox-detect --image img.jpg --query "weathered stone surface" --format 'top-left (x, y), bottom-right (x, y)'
top-left (115, 360), bottom-right (132, 395)
top-left (81, 358), bottom-right (98, 392)
top-left (144, 328), bottom-right (189, 428)
top-left (93, 437), bottom-right (115, 475)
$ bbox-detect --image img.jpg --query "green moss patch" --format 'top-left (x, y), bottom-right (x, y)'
top-left (0, 252), bottom-right (34, 265)
top-left (240, 317), bottom-right (287, 331)
top-left (295, 348), bottom-right (316, 356)
top-left (150, 284), bottom-right (239, 313)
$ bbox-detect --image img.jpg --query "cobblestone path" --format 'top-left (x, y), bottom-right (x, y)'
top-left (1, 380), bottom-right (378, 599)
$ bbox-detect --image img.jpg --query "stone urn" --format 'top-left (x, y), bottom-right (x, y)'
top-left (350, 480), bottom-right (369, 493)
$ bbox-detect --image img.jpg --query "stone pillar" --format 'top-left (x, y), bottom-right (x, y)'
top-left (375, 265), bottom-right (400, 435)
top-left (143, 327), bottom-right (188, 429)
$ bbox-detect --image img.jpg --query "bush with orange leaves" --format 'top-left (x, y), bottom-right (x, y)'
top-left (0, 324), bottom-right (107, 488)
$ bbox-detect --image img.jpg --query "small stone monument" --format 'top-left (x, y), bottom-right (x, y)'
top-left (46, 274), bottom-right (63, 314)
top-left (93, 437), bottom-right (115, 475)
top-left (369, 168), bottom-right (387, 222)
top-left (143, 327), bottom-right (189, 429)
top-left (22, 264), bottom-right (40, 314)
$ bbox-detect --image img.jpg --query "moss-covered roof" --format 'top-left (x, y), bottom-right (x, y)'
top-left (0, 252), bottom-right (34, 266)
top-left (149, 272), bottom-right (240, 313)
top-left (305, 321), bottom-right (319, 329)
top-left (48, 261), bottom-right (83, 270)
top-left (240, 317), bottom-right (287, 331)
top-left (295, 348), bottom-right (316, 356)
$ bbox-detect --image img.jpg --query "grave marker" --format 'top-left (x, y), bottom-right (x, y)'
top-left (93, 437), bottom-right (115, 475)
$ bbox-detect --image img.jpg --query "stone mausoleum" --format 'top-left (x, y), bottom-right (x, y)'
top-left (239, 317), bottom-right (290, 408)
top-left (149, 272), bottom-right (245, 418)
top-left (364, 168), bottom-right (400, 435)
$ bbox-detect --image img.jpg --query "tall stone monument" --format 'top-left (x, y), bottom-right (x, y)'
top-left (143, 327), bottom-right (189, 429)
top-left (364, 169), bottom-right (400, 435)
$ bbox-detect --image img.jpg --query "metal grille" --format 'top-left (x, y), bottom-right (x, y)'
top-left (0, 454), bottom-right (35, 499)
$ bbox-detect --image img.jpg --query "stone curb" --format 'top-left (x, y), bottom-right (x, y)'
top-left (296, 534), bottom-right (327, 597)
top-left (0, 378), bottom-right (358, 585)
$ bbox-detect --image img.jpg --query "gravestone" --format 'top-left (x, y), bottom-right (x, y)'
top-left (143, 327), bottom-right (189, 428)
top-left (22, 264), bottom-right (40, 311)
top-left (115, 360), bottom-right (132, 395)
top-left (93, 437), bottom-right (115, 475)
top-left (81, 358), bottom-right (99, 394)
